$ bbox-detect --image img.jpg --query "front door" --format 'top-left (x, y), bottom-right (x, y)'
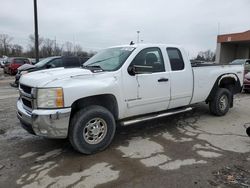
top-left (123, 47), bottom-right (171, 117)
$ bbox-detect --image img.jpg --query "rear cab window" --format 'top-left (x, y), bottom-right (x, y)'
top-left (166, 48), bottom-right (185, 71)
top-left (15, 58), bottom-right (27, 65)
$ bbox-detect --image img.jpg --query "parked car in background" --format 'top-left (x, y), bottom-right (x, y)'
top-left (230, 59), bottom-right (250, 74)
top-left (13, 56), bottom-right (89, 87)
top-left (0, 56), bottom-right (8, 68)
top-left (0, 58), bottom-right (4, 68)
top-left (3, 57), bottom-right (30, 75)
top-left (28, 58), bottom-right (37, 65)
top-left (243, 72), bottom-right (250, 93)
top-left (230, 59), bottom-right (250, 93)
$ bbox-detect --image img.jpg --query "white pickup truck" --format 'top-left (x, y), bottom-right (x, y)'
top-left (17, 44), bottom-right (244, 154)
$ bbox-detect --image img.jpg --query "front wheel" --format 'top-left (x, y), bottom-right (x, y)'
top-left (69, 105), bottom-right (116, 154)
top-left (209, 88), bottom-right (231, 116)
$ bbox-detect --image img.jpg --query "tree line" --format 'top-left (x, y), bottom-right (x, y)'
top-left (193, 49), bottom-right (216, 62)
top-left (0, 34), bottom-right (95, 58)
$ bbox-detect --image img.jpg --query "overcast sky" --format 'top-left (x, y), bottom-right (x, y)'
top-left (0, 0), bottom-right (250, 57)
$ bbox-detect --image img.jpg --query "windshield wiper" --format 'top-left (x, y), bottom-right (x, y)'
top-left (85, 57), bottom-right (115, 67)
top-left (82, 65), bottom-right (104, 72)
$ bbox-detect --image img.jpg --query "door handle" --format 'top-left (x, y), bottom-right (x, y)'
top-left (158, 78), bottom-right (169, 82)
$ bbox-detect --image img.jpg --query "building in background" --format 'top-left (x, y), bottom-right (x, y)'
top-left (215, 30), bottom-right (250, 64)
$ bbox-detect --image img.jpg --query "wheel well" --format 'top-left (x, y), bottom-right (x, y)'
top-left (219, 77), bottom-right (237, 93)
top-left (70, 94), bottom-right (119, 121)
top-left (206, 74), bottom-right (241, 102)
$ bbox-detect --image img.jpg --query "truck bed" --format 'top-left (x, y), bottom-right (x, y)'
top-left (191, 64), bottom-right (244, 104)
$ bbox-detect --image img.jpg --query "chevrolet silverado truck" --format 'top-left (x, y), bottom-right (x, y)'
top-left (17, 44), bottom-right (244, 154)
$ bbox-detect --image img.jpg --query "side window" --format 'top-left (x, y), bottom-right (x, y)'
top-left (167, 48), bottom-right (185, 71)
top-left (47, 58), bottom-right (62, 68)
top-left (63, 57), bottom-right (80, 67)
top-left (24, 59), bottom-right (30, 64)
top-left (15, 59), bottom-right (25, 65)
top-left (130, 47), bottom-right (165, 73)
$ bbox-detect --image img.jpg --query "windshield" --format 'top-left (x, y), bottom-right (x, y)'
top-left (84, 47), bottom-right (135, 71)
top-left (230, 59), bottom-right (246, 65)
top-left (35, 57), bottom-right (59, 68)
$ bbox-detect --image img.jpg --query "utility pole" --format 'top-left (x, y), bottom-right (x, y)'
top-left (33, 0), bottom-right (39, 63)
top-left (137, 31), bottom-right (140, 44)
top-left (218, 22), bottom-right (221, 35)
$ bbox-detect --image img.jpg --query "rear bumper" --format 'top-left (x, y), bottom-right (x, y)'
top-left (17, 100), bottom-right (71, 138)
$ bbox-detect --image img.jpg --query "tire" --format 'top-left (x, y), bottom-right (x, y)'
top-left (69, 105), bottom-right (116, 154)
top-left (209, 88), bottom-right (231, 116)
top-left (246, 127), bottom-right (250, 137)
top-left (10, 69), bottom-right (15, 75)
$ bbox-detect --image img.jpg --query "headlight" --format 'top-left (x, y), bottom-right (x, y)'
top-left (37, 88), bottom-right (64, 108)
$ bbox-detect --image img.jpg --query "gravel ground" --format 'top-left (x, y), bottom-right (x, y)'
top-left (0, 69), bottom-right (249, 188)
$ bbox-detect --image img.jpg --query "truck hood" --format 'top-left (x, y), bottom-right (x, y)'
top-left (17, 64), bottom-right (35, 71)
top-left (20, 68), bottom-right (93, 87)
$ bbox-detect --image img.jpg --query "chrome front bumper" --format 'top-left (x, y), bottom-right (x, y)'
top-left (17, 100), bottom-right (71, 138)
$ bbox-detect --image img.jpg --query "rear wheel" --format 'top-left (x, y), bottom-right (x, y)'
top-left (209, 88), bottom-right (231, 116)
top-left (69, 105), bottom-right (116, 154)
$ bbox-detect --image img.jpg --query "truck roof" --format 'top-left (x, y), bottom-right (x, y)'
top-left (109, 43), bottom-right (182, 49)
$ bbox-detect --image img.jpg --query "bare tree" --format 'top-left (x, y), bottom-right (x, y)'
top-left (10, 44), bottom-right (23, 56)
top-left (0, 33), bottom-right (94, 58)
top-left (27, 34), bottom-right (43, 57)
top-left (40, 38), bottom-right (54, 57)
top-left (0, 34), bottom-right (13, 55)
top-left (74, 44), bottom-right (83, 56)
top-left (63, 41), bottom-right (74, 56)
top-left (195, 50), bottom-right (215, 62)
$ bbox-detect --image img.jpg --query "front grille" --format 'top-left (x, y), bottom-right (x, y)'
top-left (20, 84), bottom-right (32, 95)
top-left (22, 98), bottom-right (32, 109)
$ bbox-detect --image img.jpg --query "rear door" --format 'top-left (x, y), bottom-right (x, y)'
top-left (46, 58), bottom-right (63, 68)
top-left (123, 47), bottom-right (171, 117)
top-left (63, 57), bottom-right (80, 68)
top-left (166, 47), bottom-right (193, 108)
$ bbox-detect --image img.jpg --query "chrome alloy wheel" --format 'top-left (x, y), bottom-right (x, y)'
top-left (83, 118), bottom-right (108, 144)
top-left (219, 95), bottom-right (228, 111)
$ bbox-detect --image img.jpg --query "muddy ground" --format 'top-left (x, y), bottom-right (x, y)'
top-left (0, 69), bottom-right (250, 188)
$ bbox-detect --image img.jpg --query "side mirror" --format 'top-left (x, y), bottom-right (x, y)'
top-left (128, 66), bottom-right (136, 76)
top-left (46, 64), bottom-right (55, 69)
top-left (128, 65), bottom-right (153, 76)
